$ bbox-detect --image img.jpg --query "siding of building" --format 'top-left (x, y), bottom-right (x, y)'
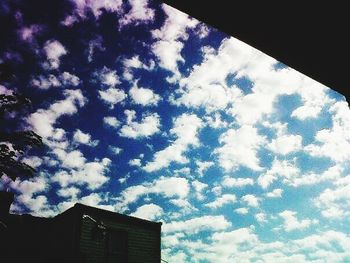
top-left (0, 201), bottom-right (161, 263)
top-left (78, 206), bottom-right (161, 263)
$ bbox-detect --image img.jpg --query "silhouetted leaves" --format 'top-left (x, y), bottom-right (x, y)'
top-left (0, 93), bottom-right (43, 181)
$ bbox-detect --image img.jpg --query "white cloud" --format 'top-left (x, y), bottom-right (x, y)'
top-left (31, 72), bottom-right (80, 90)
top-left (176, 37), bottom-right (275, 121)
top-left (98, 67), bottom-right (120, 87)
top-left (63, 0), bottom-right (123, 25)
top-left (266, 188), bottom-right (283, 198)
top-left (304, 100), bottom-right (350, 165)
top-left (129, 81), bottom-right (161, 106)
top-left (278, 210), bottom-right (315, 232)
top-left (264, 120), bottom-right (303, 156)
top-left (163, 226), bottom-right (350, 263)
top-left (130, 203), bottom-right (163, 221)
top-left (73, 129), bottom-right (91, 144)
top-left (222, 176), bottom-right (254, 188)
top-left (255, 212), bottom-right (267, 223)
top-left (205, 194), bottom-right (237, 209)
top-left (0, 85), bottom-right (12, 95)
top-left (144, 113), bottom-right (203, 172)
top-left (178, 227), bottom-right (259, 262)
top-left (291, 105), bottom-right (321, 120)
top-left (28, 89), bottom-right (87, 139)
top-left (109, 146), bottom-right (123, 155)
top-left (174, 167), bottom-right (191, 177)
top-left (268, 134), bottom-right (302, 155)
top-left (122, 55), bottom-right (155, 71)
top-left (152, 40), bottom-right (183, 82)
top-left (162, 249), bottom-right (188, 263)
top-left (291, 82), bottom-right (332, 120)
top-left (21, 156), bottom-right (43, 168)
top-left (103, 116), bottom-right (121, 128)
top-left (191, 180), bottom-right (208, 201)
top-left (258, 158), bottom-right (299, 189)
top-left (10, 176), bottom-right (53, 216)
top-left (195, 23), bottom-right (210, 39)
top-left (31, 74), bottom-right (61, 89)
top-left (60, 72), bottom-right (81, 86)
top-left (235, 207), bottom-right (249, 215)
top-left (98, 88), bottom-right (127, 109)
top-left (289, 165), bottom-right (342, 187)
top-left (171, 82), bottom-right (242, 113)
top-left (116, 176), bottom-right (189, 212)
top-left (119, 0), bottom-right (155, 27)
top-left (292, 230), bottom-right (350, 256)
top-left (241, 194), bottom-right (259, 208)
top-left (118, 173), bottom-right (130, 184)
top-left (151, 4), bottom-right (199, 82)
top-left (43, 39), bottom-right (67, 69)
top-left (51, 158), bottom-right (111, 190)
top-left (195, 160), bottom-right (214, 177)
top-left (119, 110), bottom-right (160, 139)
top-left (163, 215), bottom-right (231, 234)
top-left (152, 4), bottom-right (197, 41)
top-left (57, 192), bottom-right (114, 213)
top-left (87, 35), bottom-right (105, 62)
top-left (53, 148), bottom-right (86, 169)
top-left (79, 193), bottom-right (115, 212)
top-left (73, 129), bottom-right (99, 146)
top-left (169, 199), bottom-right (196, 215)
top-left (11, 176), bottom-right (47, 199)
top-left (261, 120), bottom-right (288, 136)
top-left (314, 175), bottom-right (350, 219)
top-left (204, 113), bottom-right (228, 129)
top-left (321, 207), bottom-right (345, 219)
top-left (18, 24), bottom-right (43, 43)
top-left (175, 36), bottom-right (331, 125)
top-left (128, 158), bottom-right (141, 167)
top-left (215, 125), bottom-right (266, 172)
top-left (162, 232), bottom-right (185, 248)
top-left (57, 186), bottom-right (81, 199)
top-left (259, 158), bottom-right (341, 189)
top-left (122, 70), bottom-right (133, 81)
top-left (211, 185), bottom-right (222, 196)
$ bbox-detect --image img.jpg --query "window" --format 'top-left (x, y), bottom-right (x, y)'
top-left (106, 230), bottom-right (128, 263)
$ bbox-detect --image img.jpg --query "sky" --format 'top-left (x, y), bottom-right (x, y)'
top-left (1, 0), bottom-right (350, 262)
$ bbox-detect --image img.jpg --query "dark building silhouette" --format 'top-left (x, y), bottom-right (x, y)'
top-left (0, 191), bottom-right (162, 263)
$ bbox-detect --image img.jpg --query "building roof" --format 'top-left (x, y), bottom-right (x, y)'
top-left (57, 203), bottom-right (162, 230)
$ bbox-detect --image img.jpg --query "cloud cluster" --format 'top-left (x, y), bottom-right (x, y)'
top-left (119, 110), bottom-right (161, 139)
top-left (42, 39), bottom-right (67, 69)
top-left (151, 4), bottom-right (199, 82)
top-left (31, 72), bottom-right (81, 90)
top-left (129, 81), bottom-right (161, 106)
top-left (215, 125), bottom-right (267, 172)
top-left (144, 113), bottom-right (203, 172)
top-left (28, 89), bottom-right (87, 139)
top-left (115, 176), bottom-right (190, 212)
top-left (278, 210), bottom-right (316, 232)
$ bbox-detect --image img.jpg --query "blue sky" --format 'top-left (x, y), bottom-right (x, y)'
top-left (1, 0), bottom-right (350, 262)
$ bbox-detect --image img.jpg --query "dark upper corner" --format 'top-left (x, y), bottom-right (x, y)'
top-left (159, 1), bottom-right (349, 103)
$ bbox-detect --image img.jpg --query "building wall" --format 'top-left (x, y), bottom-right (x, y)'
top-left (79, 216), bottom-right (161, 263)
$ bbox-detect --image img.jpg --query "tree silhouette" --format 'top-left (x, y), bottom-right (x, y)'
top-left (0, 92), bottom-right (43, 181)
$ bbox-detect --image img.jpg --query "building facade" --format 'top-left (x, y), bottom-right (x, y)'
top-left (0, 194), bottom-right (162, 263)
